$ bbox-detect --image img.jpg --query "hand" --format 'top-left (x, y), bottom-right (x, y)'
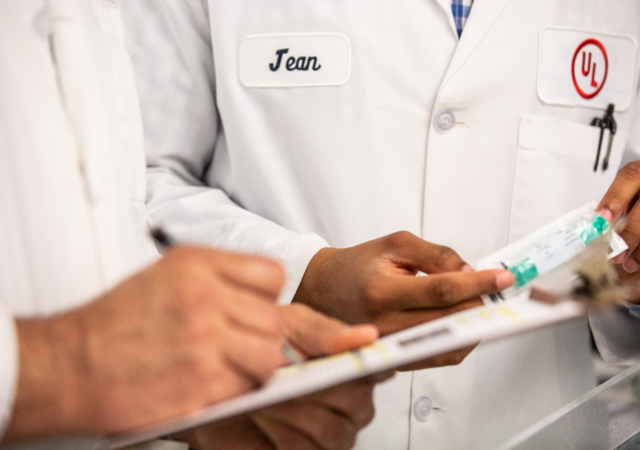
top-left (292, 232), bottom-right (514, 336)
top-left (182, 376), bottom-right (391, 450)
top-left (612, 264), bottom-right (640, 304)
top-left (598, 160), bottom-right (640, 273)
top-left (4, 247), bottom-right (288, 443)
top-left (175, 304), bottom-right (390, 450)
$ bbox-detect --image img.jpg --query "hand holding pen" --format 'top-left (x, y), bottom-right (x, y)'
top-left (151, 228), bottom-right (313, 365)
top-left (172, 304), bottom-right (384, 450)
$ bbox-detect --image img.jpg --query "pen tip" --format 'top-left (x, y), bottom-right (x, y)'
top-left (150, 227), bottom-right (174, 248)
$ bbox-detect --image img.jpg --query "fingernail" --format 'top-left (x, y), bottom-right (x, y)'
top-left (461, 264), bottom-right (475, 273)
top-left (496, 271), bottom-right (515, 290)
top-left (623, 257), bottom-right (640, 273)
top-left (612, 251), bottom-right (627, 264)
top-left (348, 324), bottom-right (379, 339)
top-left (597, 208), bottom-right (614, 224)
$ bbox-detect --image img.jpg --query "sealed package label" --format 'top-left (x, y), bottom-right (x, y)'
top-left (510, 215), bottom-right (610, 288)
top-left (528, 228), bottom-right (585, 274)
top-left (477, 202), bottom-right (627, 302)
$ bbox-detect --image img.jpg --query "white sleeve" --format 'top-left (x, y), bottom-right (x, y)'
top-left (121, 0), bottom-right (328, 304)
top-left (589, 69), bottom-right (640, 365)
top-left (0, 305), bottom-right (18, 440)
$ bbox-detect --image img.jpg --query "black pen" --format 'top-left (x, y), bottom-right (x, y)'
top-left (602, 104), bottom-right (617, 171)
top-left (591, 103), bottom-right (616, 172)
top-left (150, 227), bottom-right (306, 365)
top-left (591, 116), bottom-right (606, 172)
top-left (150, 227), bottom-right (175, 250)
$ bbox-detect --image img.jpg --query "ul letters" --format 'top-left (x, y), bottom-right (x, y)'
top-left (571, 39), bottom-right (608, 99)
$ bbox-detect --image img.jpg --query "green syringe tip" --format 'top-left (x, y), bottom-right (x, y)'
top-left (509, 258), bottom-right (539, 288)
top-left (592, 215), bottom-right (610, 234)
top-left (580, 215), bottom-right (610, 245)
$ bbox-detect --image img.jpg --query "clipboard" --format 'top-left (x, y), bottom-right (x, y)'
top-left (109, 297), bottom-right (587, 448)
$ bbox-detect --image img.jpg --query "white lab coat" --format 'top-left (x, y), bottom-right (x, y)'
top-left (0, 0), bottom-right (159, 447)
top-left (123, 0), bottom-right (640, 448)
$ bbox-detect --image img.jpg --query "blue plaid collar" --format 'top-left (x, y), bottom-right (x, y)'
top-left (451, 0), bottom-right (475, 38)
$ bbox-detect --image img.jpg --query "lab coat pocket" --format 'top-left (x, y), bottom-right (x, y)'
top-left (508, 115), bottom-right (625, 242)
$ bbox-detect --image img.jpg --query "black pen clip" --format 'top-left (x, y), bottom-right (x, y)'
top-left (602, 104), bottom-right (617, 171)
top-left (591, 103), bottom-right (616, 172)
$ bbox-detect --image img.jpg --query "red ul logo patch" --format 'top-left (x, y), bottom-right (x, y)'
top-left (572, 39), bottom-right (608, 99)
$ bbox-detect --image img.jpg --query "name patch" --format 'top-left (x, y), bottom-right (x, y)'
top-left (538, 27), bottom-right (637, 111)
top-left (239, 33), bottom-right (351, 88)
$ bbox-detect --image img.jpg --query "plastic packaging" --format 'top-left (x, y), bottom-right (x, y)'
top-left (476, 201), bottom-right (628, 303)
top-left (508, 215), bottom-right (610, 288)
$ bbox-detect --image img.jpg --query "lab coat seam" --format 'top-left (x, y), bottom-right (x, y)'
top-left (161, 0), bottom-right (214, 101)
top-left (504, 116), bottom-right (523, 245)
top-left (407, 370), bottom-right (415, 449)
top-left (3, 131), bottom-right (40, 312)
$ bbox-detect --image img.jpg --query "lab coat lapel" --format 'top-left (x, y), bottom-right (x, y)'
top-left (431, 0), bottom-right (459, 38)
top-left (442, 0), bottom-right (516, 84)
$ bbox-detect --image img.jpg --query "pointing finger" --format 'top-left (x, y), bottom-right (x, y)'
top-left (374, 270), bottom-right (513, 310)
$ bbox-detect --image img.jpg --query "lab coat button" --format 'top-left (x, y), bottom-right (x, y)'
top-left (413, 396), bottom-right (434, 422)
top-left (434, 109), bottom-right (455, 133)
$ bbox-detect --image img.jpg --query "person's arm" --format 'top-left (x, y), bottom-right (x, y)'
top-left (121, 0), bottom-right (328, 304)
top-left (2, 247), bottom-right (288, 443)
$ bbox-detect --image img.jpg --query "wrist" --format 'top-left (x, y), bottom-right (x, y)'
top-left (4, 314), bottom-right (91, 442)
top-left (292, 247), bottom-right (340, 314)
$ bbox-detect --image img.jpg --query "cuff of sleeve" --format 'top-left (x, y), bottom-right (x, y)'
top-left (260, 233), bottom-right (329, 305)
top-left (590, 307), bottom-right (640, 365)
top-left (0, 305), bottom-right (18, 440)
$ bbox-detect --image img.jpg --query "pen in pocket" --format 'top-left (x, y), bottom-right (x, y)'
top-left (591, 103), bottom-right (616, 172)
